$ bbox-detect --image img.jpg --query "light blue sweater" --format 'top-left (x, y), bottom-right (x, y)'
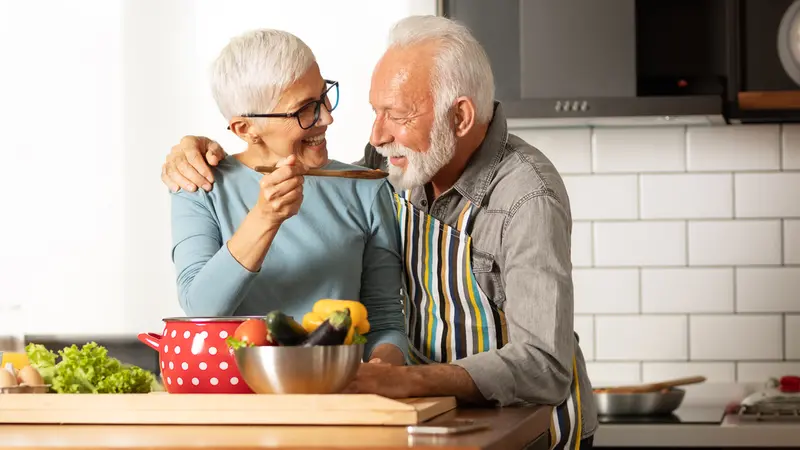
top-left (169, 156), bottom-right (408, 360)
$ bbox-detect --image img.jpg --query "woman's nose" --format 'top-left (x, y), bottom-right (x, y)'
top-left (318, 105), bottom-right (334, 126)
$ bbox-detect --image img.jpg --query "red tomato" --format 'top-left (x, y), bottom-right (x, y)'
top-left (233, 319), bottom-right (272, 346)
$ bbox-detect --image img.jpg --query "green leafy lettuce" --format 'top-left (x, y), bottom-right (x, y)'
top-left (225, 335), bottom-right (254, 350)
top-left (25, 342), bottom-right (156, 394)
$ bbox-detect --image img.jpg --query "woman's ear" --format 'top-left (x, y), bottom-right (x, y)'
top-left (452, 96), bottom-right (476, 137)
top-left (229, 118), bottom-right (257, 143)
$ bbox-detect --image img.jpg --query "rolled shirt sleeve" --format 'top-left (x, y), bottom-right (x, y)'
top-left (452, 193), bottom-right (575, 406)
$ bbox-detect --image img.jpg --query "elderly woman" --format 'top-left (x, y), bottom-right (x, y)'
top-left (170, 29), bottom-right (407, 365)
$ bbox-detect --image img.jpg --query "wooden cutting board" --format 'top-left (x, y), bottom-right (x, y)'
top-left (0, 393), bottom-right (456, 426)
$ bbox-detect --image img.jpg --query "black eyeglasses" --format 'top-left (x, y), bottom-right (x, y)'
top-left (232, 79), bottom-right (339, 130)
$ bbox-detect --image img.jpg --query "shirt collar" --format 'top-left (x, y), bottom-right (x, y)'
top-left (452, 101), bottom-right (508, 207)
top-left (407, 101), bottom-right (508, 208)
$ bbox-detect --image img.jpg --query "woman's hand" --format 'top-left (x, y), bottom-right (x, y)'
top-left (227, 155), bottom-right (306, 272)
top-left (254, 155), bottom-right (307, 232)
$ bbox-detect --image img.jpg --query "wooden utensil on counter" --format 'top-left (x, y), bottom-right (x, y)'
top-left (593, 376), bottom-right (707, 394)
top-left (254, 165), bottom-right (389, 180)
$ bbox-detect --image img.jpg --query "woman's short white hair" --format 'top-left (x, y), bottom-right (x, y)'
top-left (210, 29), bottom-right (316, 121)
top-left (387, 15), bottom-right (495, 124)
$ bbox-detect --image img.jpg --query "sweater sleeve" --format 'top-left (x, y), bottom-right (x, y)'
top-left (358, 181), bottom-right (409, 362)
top-left (170, 191), bottom-right (259, 316)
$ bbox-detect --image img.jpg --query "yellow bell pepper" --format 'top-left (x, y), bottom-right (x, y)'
top-left (302, 309), bottom-right (359, 345)
top-left (302, 311), bottom-right (326, 333)
top-left (312, 299), bottom-right (370, 334)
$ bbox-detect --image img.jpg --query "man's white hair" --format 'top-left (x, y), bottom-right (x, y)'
top-left (387, 15), bottom-right (495, 124)
top-left (209, 29), bottom-right (316, 121)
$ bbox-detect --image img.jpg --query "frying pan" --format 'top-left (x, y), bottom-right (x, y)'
top-left (592, 376), bottom-right (706, 416)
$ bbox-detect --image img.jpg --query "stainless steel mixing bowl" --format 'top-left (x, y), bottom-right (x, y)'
top-left (593, 388), bottom-right (686, 416)
top-left (233, 344), bottom-right (364, 394)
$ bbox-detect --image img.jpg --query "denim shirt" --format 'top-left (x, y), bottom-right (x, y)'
top-left (357, 102), bottom-right (598, 439)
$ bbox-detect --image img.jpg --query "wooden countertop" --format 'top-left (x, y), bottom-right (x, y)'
top-left (0, 405), bottom-right (551, 450)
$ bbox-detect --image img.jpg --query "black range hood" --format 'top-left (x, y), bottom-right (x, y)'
top-left (439, 0), bottom-right (800, 127)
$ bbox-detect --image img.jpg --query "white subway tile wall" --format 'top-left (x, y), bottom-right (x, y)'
top-left (513, 123), bottom-right (800, 386)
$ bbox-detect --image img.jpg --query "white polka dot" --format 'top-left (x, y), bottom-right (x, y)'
top-left (219, 362), bottom-right (228, 370)
top-left (219, 330), bottom-right (228, 339)
top-left (164, 345), bottom-right (169, 353)
top-left (177, 377), bottom-right (184, 385)
top-left (210, 377), bottom-right (219, 386)
top-left (181, 362), bottom-right (189, 370)
top-left (208, 347), bottom-right (217, 355)
top-left (168, 361), bottom-right (174, 370)
top-left (192, 378), bottom-right (199, 386)
top-left (200, 331), bottom-right (209, 338)
top-left (171, 330), bottom-right (176, 338)
top-left (174, 346), bottom-right (181, 354)
top-left (161, 361), bottom-right (164, 369)
top-left (199, 362), bottom-right (207, 370)
top-left (167, 377), bottom-right (172, 385)
top-left (230, 377), bottom-right (239, 385)
top-left (183, 330), bottom-right (191, 339)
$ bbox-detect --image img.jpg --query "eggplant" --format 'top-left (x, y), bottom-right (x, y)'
top-left (264, 310), bottom-right (309, 346)
top-left (302, 309), bottom-right (352, 346)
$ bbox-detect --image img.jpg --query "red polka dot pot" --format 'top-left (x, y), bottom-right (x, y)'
top-left (138, 317), bottom-right (257, 394)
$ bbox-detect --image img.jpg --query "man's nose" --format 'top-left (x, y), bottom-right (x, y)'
top-left (370, 117), bottom-right (391, 147)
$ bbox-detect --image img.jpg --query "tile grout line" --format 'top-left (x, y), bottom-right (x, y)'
top-left (590, 126), bottom-right (596, 174)
top-left (782, 313), bottom-right (787, 361)
top-left (557, 168), bottom-right (800, 176)
top-left (637, 268), bottom-right (643, 314)
top-left (683, 125), bottom-right (689, 173)
top-left (592, 314), bottom-right (597, 362)
top-left (570, 217), bottom-right (800, 223)
top-left (637, 173), bottom-right (642, 220)
top-left (685, 220), bottom-right (690, 267)
top-left (781, 219), bottom-right (786, 265)
top-left (780, 124), bottom-right (785, 170)
top-left (731, 172), bottom-right (737, 218)
top-left (686, 314), bottom-right (692, 361)
top-left (590, 222), bottom-right (596, 267)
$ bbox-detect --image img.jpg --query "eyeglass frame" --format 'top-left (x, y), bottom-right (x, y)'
top-left (227, 79), bottom-right (339, 131)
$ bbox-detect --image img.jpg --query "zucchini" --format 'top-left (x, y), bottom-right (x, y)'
top-left (302, 309), bottom-right (352, 346)
top-left (264, 311), bottom-right (309, 346)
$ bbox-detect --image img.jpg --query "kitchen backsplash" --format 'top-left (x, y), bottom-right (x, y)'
top-left (513, 123), bottom-right (800, 387)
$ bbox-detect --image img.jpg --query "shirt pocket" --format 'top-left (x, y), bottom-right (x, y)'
top-left (471, 249), bottom-right (505, 306)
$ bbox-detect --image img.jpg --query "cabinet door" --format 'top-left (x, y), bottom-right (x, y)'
top-left (520, 0), bottom-right (636, 99)
top-left (444, 0), bottom-right (637, 101)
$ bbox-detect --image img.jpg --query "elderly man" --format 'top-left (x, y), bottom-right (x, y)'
top-left (161, 15), bottom-right (597, 449)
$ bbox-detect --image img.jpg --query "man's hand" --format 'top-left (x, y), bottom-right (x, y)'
top-left (367, 344), bottom-right (405, 366)
top-left (343, 362), bottom-right (487, 404)
top-left (343, 362), bottom-right (414, 398)
top-left (162, 135), bottom-right (227, 193)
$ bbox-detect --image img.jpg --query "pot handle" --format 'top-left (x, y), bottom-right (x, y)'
top-left (137, 332), bottom-right (162, 351)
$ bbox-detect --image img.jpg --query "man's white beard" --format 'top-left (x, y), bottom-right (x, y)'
top-left (376, 111), bottom-right (456, 190)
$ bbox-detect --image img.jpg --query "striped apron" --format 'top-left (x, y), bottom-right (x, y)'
top-left (393, 190), bottom-right (585, 450)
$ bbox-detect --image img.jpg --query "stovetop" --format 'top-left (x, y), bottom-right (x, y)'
top-left (598, 406), bottom-right (726, 425)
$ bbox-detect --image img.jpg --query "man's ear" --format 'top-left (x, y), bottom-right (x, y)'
top-left (228, 118), bottom-right (256, 143)
top-left (452, 96), bottom-right (476, 137)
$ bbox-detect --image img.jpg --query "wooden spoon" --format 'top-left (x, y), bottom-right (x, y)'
top-left (593, 376), bottom-right (707, 394)
top-left (254, 165), bottom-right (389, 180)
